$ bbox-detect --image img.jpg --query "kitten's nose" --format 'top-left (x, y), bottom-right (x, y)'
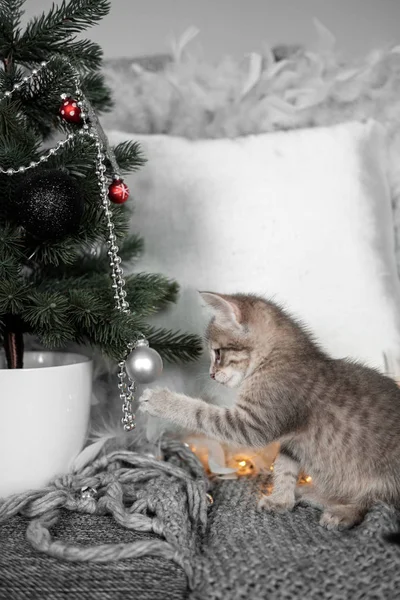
top-left (210, 373), bottom-right (215, 379)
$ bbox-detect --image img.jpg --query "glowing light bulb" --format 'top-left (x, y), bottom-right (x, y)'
top-left (235, 457), bottom-right (255, 476)
top-left (298, 473), bottom-right (313, 484)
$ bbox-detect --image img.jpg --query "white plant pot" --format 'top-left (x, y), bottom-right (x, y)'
top-left (0, 351), bottom-right (92, 498)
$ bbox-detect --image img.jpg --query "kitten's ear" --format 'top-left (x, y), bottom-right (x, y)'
top-left (199, 292), bottom-right (242, 329)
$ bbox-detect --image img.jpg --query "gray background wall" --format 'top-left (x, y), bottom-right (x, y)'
top-left (22, 0), bottom-right (400, 60)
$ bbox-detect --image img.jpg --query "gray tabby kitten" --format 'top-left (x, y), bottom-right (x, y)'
top-left (139, 292), bottom-right (400, 530)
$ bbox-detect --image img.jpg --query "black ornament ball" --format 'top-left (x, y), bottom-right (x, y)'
top-left (11, 170), bottom-right (84, 241)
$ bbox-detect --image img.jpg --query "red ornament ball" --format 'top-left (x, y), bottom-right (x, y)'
top-left (108, 179), bottom-right (130, 204)
top-left (59, 97), bottom-right (82, 124)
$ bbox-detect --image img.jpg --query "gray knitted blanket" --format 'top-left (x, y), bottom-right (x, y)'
top-left (1, 442), bottom-right (400, 600)
top-left (200, 479), bottom-right (400, 600)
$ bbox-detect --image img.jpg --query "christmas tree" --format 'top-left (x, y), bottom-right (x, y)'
top-left (0, 0), bottom-right (201, 370)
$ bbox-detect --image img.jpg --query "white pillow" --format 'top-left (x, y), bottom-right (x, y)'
top-left (109, 121), bottom-right (400, 394)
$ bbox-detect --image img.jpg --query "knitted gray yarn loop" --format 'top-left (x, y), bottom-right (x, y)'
top-left (0, 440), bottom-right (208, 591)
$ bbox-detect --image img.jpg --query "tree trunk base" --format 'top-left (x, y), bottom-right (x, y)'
top-left (2, 316), bottom-right (24, 369)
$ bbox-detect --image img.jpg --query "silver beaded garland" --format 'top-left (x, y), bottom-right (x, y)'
top-left (0, 132), bottom-right (78, 174)
top-left (0, 57), bottom-right (164, 431)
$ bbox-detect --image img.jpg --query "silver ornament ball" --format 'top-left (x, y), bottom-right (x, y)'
top-left (125, 343), bottom-right (163, 384)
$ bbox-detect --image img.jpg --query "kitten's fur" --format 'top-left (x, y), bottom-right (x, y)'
top-left (140, 292), bottom-right (400, 529)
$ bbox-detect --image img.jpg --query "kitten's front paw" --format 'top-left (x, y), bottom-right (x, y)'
top-left (139, 387), bottom-right (174, 418)
top-left (257, 494), bottom-right (295, 513)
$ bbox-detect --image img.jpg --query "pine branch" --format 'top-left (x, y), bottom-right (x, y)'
top-left (0, 135), bottom-right (39, 170)
top-left (0, 98), bottom-right (39, 148)
top-left (23, 238), bottom-right (82, 267)
top-left (35, 233), bottom-right (144, 278)
top-left (37, 271), bottom-right (179, 319)
top-left (78, 310), bottom-right (144, 360)
top-left (16, 39), bottom-right (104, 72)
top-left (0, 0), bottom-right (25, 54)
top-left (61, 39), bottom-right (104, 71)
top-left (0, 279), bottom-right (27, 313)
top-left (37, 325), bottom-right (77, 348)
top-left (68, 289), bottom-right (110, 327)
top-left (112, 141), bottom-right (147, 173)
top-left (119, 233), bottom-right (144, 262)
top-left (16, 60), bottom-right (73, 135)
top-left (45, 136), bottom-right (97, 177)
top-left (0, 270), bottom-right (203, 362)
top-left (147, 328), bottom-right (203, 363)
top-left (0, 62), bottom-right (22, 93)
top-left (22, 290), bottom-right (70, 329)
top-left (26, 272), bottom-right (116, 315)
top-left (20, 290), bottom-right (77, 346)
top-left (0, 254), bottom-right (21, 281)
top-left (0, 223), bottom-right (25, 258)
top-left (0, 225), bottom-right (24, 278)
top-left (125, 273), bottom-right (179, 317)
top-left (15, 0), bottom-right (111, 68)
top-left (23, 0), bottom-right (110, 37)
top-left (81, 70), bottom-right (112, 113)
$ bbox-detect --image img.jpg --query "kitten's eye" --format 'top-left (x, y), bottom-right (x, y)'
top-left (214, 349), bottom-right (221, 364)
